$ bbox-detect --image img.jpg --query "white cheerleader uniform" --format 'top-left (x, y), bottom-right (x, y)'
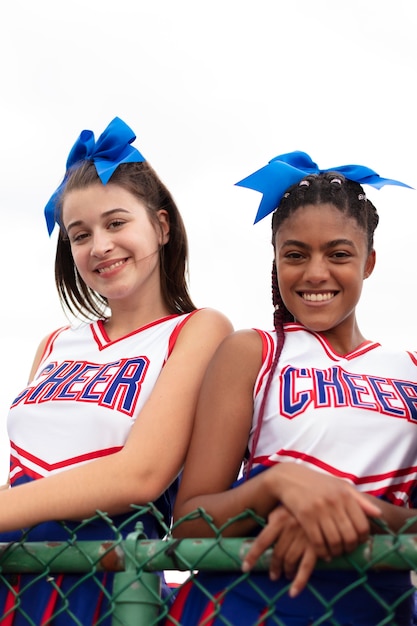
top-left (1, 312), bottom-right (197, 626)
top-left (251, 322), bottom-right (417, 505)
top-left (168, 322), bottom-right (417, 626)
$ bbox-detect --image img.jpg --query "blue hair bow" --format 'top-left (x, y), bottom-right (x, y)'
top-left (235, 151), bottom-right (413, 224)
top-left (44, 116), bottom-right (146, 235)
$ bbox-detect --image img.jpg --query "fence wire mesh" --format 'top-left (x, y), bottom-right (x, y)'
top-left (0, 505), bottom-right (416, 625)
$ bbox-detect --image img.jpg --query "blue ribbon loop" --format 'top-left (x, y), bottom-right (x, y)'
top-left (235, 151), bottom-right (413, 224)
top-left (44, 117), bottom-right (146, 235)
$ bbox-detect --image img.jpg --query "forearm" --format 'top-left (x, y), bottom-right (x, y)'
top-left (0, 450), bottom-right (170, 533)
top-left (173, 463), bottom-right (382, 543)
top-left (365, 495), bottom-right (417, 533)
top-left (173, 469), bottom-right (283, 538)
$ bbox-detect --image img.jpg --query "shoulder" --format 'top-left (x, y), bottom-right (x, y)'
top-left (204, 328), bottom-right (264, 383)
top-left (220, 328), bottom-right (264, 353)
top-left (161, 308), bottom-right (233, 366)
top-left (175, 307), bottom-right (233, 339)
top-left (184, 307), bottom-right (232, 326)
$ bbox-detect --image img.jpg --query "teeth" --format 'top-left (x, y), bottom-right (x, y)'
top-left (302, 292), bottom-right (334, 302)
top-left (97, 260), bottom-right (125, 274)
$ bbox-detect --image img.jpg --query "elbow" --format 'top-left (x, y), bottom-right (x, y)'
top-left (171, 501), bottom-right (217, 539)
top-left (171, 524), bottom-right (189, 539)
top-left (171, 519), bottom-right (216, 539)
top-left (121, 467), bottom-right (178, 508)
top-left (114, 447), bottom-right (181, 506)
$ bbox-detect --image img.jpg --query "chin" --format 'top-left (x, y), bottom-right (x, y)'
top-left (299, 319), bottom-right (337, 334)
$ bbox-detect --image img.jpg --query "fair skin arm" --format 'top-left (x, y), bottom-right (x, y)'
top-left (0, 308), bottom-right (233, 532)
top-left (172, 330), bottom-right (381, 549)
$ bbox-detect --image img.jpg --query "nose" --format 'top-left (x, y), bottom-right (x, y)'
top-left (90, 230), bottom-right (113, 258)
top-left (303, 255), bottom-right (330, 284)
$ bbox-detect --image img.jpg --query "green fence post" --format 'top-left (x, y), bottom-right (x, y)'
top-left (112, 570), bottom-right (161, 625)
top-left (111, 523), bottom-right (162, 626)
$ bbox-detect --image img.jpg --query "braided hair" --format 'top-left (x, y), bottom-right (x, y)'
top-left (245, 172), bottom-right (379, 478)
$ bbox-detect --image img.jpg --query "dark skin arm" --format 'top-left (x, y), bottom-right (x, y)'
top-left (242, 495), bottom-right (417, 597)
top-left (173, 330), bottom-right (381, 553)
top-left (366, 496), bottom-right (417, 533)
top-left (174, 329), bottom-right (417, 597)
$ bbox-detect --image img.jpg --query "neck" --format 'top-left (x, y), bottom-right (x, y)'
top-left (321, 323), bottom-right (367, 356)
top-left (103, 301), bottom-right (172, 340)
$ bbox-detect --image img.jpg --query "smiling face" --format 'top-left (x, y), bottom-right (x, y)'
top-left (274, 202), bottom-right (375, 352)
top-left (62, 182), bottom-right (170, 311)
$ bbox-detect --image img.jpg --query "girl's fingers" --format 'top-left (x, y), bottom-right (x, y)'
top-left (288, 547), bottom-right (317, 598)
top-left (269, 522), bottom-right (301, 580)
top-left (355, 492), bottom-right (382, 518)
top-left (242, 507), bottom-right (292, 572)
top-left (242, 523), bottom-right (281, 572)
top-left (242, 487), bottom-right (377, 575)
top-left (319, 498), bottom-right (372, 555)
top-left (288, 488), bottom-right (373, 557)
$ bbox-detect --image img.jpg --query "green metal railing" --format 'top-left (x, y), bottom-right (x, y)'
top-left (0, 505), bottom-right (416, 625)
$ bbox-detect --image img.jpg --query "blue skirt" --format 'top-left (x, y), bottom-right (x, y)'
top-left (166, 569), bottom-right (414, 626)
top-left (0, 478), bottom-right (178, 625)
top-left (166, 467), bottom-right (414, 625)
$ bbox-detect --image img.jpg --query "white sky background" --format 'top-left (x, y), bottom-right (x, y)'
top-left (0, 0), bottom-right (416, 482)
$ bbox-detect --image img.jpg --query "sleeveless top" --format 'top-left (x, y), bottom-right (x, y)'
top-left (251, 322), bottom-right (417, 505)
top-left (5, 311), bottom-right (198, 539)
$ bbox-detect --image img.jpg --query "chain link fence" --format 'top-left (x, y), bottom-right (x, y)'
top-left (1, 504), bottom-right (416, 625)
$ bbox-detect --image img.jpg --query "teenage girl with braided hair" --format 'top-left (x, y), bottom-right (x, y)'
top-left (0, 117), bottom-right (233, 624)
top-left (167, 153), bottom-right (417, 625)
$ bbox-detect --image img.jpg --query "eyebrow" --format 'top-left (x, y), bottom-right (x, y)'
top-left (65, 208), bottom-right (130, 233)
top-left (280, 238), bottom-right (355, 251)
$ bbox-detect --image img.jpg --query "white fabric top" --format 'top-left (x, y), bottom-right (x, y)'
top-left (252, 323), bottom-right (417, 506)
top-left (8, 313), bottom-right (195, 484)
